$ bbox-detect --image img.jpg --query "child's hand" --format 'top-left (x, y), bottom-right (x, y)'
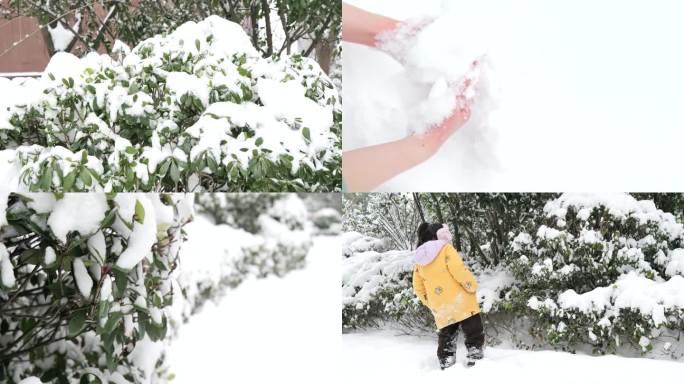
top-left (416, 96), bottom-right (471, 156)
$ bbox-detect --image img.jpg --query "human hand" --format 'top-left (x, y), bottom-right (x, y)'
top-left (375, 17), bottom-right (435, 64)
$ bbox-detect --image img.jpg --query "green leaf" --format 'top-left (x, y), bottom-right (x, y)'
top-left (255, 137), bottom-right (264, 147)
top-left (101, 207), bottom-right (117, 228)
top-left (79, 167), bottom-right (92, 187)
top-left (169, 161), bottom-right (180, 184)
top-left (68, 311), bottom-right (86, 337)
top-left (63, 170), bottom-right (77, 191)
top-left (134, 199), bottom-right (145, 224)
top-left (195, 38), bottom-right (201, 51)
top-left (302, 127), bottom-right (311, 142)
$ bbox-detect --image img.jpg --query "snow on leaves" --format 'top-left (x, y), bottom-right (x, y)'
top-left (0, 16), bottom-right (341, 192)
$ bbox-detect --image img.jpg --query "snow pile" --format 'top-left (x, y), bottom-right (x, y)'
top-left (0, 15), bottom-right (341, 192)
top-left (0, 193), bottom-right (193, 383)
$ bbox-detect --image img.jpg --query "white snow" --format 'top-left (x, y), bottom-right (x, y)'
top-left (0, 243), bottom-right (16, 288)
top-left (100, 275), bottom-right (113, 302)
top-left (665, 249), bottom-right (684, 277)
top-left (17, 378), bottom-right (42, 384)
top-left (552, 272), bottom-right (684, 327)
top-left (47, 19), bottom-right (78, 52)
top-left (72, 257), bottom-right (92, 299)
top-left (44, 246), bottom-right (56, 266)
top-left (342, 330), bottom-right (683, 382)
top-left (166, 236), bottom-right (341, 382)
top-left (47, 194), bottom-right (109, 243)
top-left (345, 0), bottom-right (684, 191)
top-left (115, 196), bottom-right (157, 270)
top-left (87, 230), bottom-right (107, 263)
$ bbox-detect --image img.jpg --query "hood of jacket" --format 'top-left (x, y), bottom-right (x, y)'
top-left (415, 239), bottom-right (448, 266)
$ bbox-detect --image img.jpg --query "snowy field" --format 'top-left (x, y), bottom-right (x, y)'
top-left (343, 331), bottom-right (683, 383)
top-left (344, 0), bottom-right (684, 191)
top-left (167, 235), bottom-right (341, 382)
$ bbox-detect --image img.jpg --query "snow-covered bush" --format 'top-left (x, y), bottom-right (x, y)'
top-left (177, 194), bottom-right (313, 317)
top-left (0, 16), bottom-right (341, 192)
top-left (0, 192), bottom-right (193, 383)
top-left (341, 231), bottom-right (391, 258)
top-left (508, 194), bottom-right (684, 353)
top-left (342, 246), bottom-right (430, 330)
top-left (311, 207), bottom-right (342, 235)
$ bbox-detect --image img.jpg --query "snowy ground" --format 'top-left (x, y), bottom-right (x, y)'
top-left (343, 330), bottom-right (683, 383)
top-left (167, 235), bottom-right (341, 382)
top-left (344, 0), bottom-right (684, 191)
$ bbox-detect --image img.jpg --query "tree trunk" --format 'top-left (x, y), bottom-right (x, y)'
top-left (413, 193), bottom-right (425, 223)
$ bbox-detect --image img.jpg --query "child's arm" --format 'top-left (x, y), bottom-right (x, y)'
top-left (445, 245), bottom-right (478, 293)
top-left (412, 266), bottom-right (429, 307)
top-left (342, 3), bottom-right (399, 47)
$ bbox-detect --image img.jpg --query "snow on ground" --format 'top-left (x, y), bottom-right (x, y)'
top-left (344, 0), bottom-right (684, 191)
top-left (343, 330), bottom-right (683, 383)
top-left (167, 236), bottom-right (341, 382)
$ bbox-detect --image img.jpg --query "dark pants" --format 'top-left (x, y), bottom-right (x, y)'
top-left (437, 314), bottom-right (485, 369)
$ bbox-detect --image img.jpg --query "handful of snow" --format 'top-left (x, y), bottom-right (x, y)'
top-left (0, 16), bottom-right (341, 192)
top-left (376, 12), bottom-right (499, 135)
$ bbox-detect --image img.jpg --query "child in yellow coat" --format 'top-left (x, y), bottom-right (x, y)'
top-left (413, 223), bottom-right (485, 369)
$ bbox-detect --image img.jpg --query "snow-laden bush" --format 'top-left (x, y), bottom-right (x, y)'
top-left (177, 194), bottom-right (313, 318)
top-left (311, 207), bottom-right (342, 235)
top-left (341, 231), bottom-right (391, 258)
top-left (341, 232), bottom-right (512, 331)
top-left (0, 192), bottom-right (193, 383)
top-left (0, 16), bottom-right (341, 192)
top-left (508, 194), bottom-right (684, 354)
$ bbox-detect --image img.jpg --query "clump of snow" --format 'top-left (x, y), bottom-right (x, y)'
top-left (0, 243), bottom-right (16, 288)
top-left (544, 193), bottom-right (684, 241)
top-left (72, 257), bottom-right (93, 299)
top-left (44, 246), bottom-right (56, 266)
top-left (115, 196), bottom-right (158, 270)
top-left (47, 194), bottom-right (109, 243)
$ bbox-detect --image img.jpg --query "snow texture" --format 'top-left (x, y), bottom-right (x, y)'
top-left (0, 243), bottom-right (16, 288)
top-left (343, 330), bottom-right (683, 382)
top-left (115, 196), bottom-right (157, 270)
top-left (72, 257), bottom-right (92, 299)
top-left (47, 194), bottom-right (109, 243)
top-left (167, 236), bottom-right (340, 382)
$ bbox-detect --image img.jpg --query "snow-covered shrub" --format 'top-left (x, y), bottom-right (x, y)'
top-left (342, 247), bottom-right (430, 330)
top-left (195, 193), bottom-right (285, 231)
top-left (177, 194), bottom-right (313, 317)
top-left (341, 232), bottom-right (391, 258)
top-left (0, 16), bottom-right (341, 192)
top-left (0, 192), bottom-right (193, 383)
top-left (311, 207), bottom-right (342, 235)
top-left (508, 194), bottom-right (684, 353)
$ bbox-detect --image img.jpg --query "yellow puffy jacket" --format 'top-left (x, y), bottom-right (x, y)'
top-left (412, 240), bottom-right (480, 329)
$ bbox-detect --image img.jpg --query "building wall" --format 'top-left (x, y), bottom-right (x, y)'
top-left (0, 14), bottom-right (50, 73)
